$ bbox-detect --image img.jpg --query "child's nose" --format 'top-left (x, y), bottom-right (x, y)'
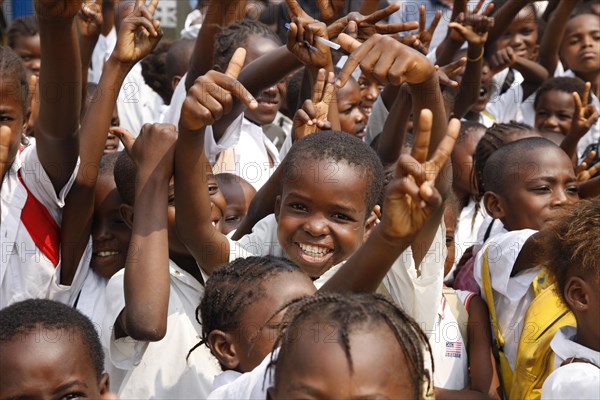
top-left (542, 115), bottom-right (559, 129)
top-left (366, 84), bottom-right (379, 100)
top-left (303, 216), bottom-right (330, 237)
top-left (551, 188), bottom-right (569, 207)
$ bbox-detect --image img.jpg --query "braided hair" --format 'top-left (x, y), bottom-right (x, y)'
top-left (267, 292), bottom-right (434, 399)
top-left (213, 20), bottom-right (281, 72)
top-left (188, 256), bottom-right (305, 366)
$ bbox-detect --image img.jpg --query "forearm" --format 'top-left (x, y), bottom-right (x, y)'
top-left (376, 86), bottom-right (411, 167)
top-left (79, 36), bottom-right (99, 111)
top-left (512, 56), bottom-right (549, 98)
top-left (453, 44), bottom-right (484, 119)
top-left (185, 0), bottom-right (246, 91)
top-left (410, 74), bottom-right (447, 158)
top-left (539, 0), bottom-right (578, 76)
top-left (578, 175), bottom-right (600, 198)
top-left (175, 128), bottom-right (230, 273)
top-left (560, 132), bottom-right (582, 161)
top-left (487, 0), bottom-right (531, 44)
top-left (122, 175), bottom-right (171, 341)
top-left (436, 37), bottom-right (465, 67)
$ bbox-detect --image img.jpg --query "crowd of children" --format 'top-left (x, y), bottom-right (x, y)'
top-left (0, 0), bottom-right (598, 399)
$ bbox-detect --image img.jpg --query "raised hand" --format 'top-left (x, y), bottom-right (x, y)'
top-left (111, 0), bottom-right (162, 65)
top-left (180, 48), bottom-right (258, 133)
top-left (437, 57), bottom-right (467, 88)
top-left (402, 5), bottom-right (442, 55)
top-left (336, 33), bottom-right (436, 87)
top-left (286, 0), bottom-right (331, 68)
top-left (570, 82), bottom-right (600, 140)
top-left (77, 1), bottom-right (103, 39)
top-left (447, 0), bottom-right (495, 46)
top-left (575, 150), bottom-right (600, 182)
top-left (293, 68), bottom-right (334, 141)
top-left (35, 0), bottom-right (83, 21)
top-left (315, 0), bottom-right (344, 22)
top-left (327, 3), bottom-right (418, 42)
top-left (380, 111), bottom-right (460, 241)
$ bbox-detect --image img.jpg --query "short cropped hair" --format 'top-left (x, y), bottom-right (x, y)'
top-left (7, 16), bottom-right (38, 48)
top-left (0, 299), bottom-right (104, 380)
top-left (282, 131), bottom-right (385, 215)
top-left (534, 77), bottom-right (589, 109)
top-left (0, 46), bottom-right (29, 113)
top-left (114, 151), bottom-right (137, 206)
top-left (483, 136), bottom-right (560, 195)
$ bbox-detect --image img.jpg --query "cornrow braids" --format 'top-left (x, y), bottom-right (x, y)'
top-left (188, 256), bottom-right (304, 365)
top-left (213, 20), bottom-right (281, 72)
top-left (538, 199), bottom-right (600, 306)
top-left (7, 16), bottom-right (38, 49)
top-left (266, 292), bottom-right (434, 399)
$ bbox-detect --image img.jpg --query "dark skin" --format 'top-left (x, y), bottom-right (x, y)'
top-left (0, 329), bottom-right (110, 400)
top-left (215, 173), bottom-right (257, 235)
top-left (12, 34), bottom-right (41, 76)
top-left (336, 77), bottom-right (367, 139)
top-left (60, 0), bottom-right (162, 285)
top-left (564, 272), bottom-right (600, 353)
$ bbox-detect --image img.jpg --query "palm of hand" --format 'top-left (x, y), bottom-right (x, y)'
top-left (114, 23), bottom-right (159, 64)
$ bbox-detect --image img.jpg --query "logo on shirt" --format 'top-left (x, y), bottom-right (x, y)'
top-left (445, 341), bottom-right (462, 358)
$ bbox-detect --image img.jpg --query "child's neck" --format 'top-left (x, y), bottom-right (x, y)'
top-left (575, 319), bottom-right (600, 354)
top-left (169, 252), bottom-right (204, 284)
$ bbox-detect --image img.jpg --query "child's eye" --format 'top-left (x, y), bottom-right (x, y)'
top-left (225, 215), bottom-right (241, 222)
top-left (531, 186), bottom-right (551, 193)
top-left (289, 203), bottom-right (307, 212)
top-left (332, 213), bottom-right (352, 222)
top-left (59, 392), bottom-right (86, 400)
top-left (208, 185), bottom-right (219, 195)
top-left (0, 115), bottom-right (16, 122)
top-left (521, 29), bottom-right (534, 36)
top-left (566, 185), bottom-right (579, 194)
top-left (559, 113), bottom-right (572, 121)
top-left (168, 195), bottom-right (176, 205)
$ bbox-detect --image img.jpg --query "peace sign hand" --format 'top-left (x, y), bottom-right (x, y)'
top-left (180, 48), bottom-right (258, 133)
top-left (293, 68), bottom-right (334, 141)
top-left (575, 151), bottom-right (600, 182)
top-left (379, 111), bottom-right (460, 241)
top-left (112, 0), bottom-right (163, 65)
top-left (570, 82), bottom-right (600, 140)
top-left (286, 0), bottom-right (331, 68)
top-left (447, 0), bottom-right (495, 46)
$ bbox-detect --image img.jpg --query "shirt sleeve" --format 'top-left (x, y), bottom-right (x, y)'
top-left (47, 238), bottom-right (93, 305)
top-left (541, 363), bottom-right (600, 399)
top-left (204, 114), bottom-right (245, 165)
top-left (101, 269), bottom-right (149, 370)
top-left (20, 142), bottom-right (79, 222)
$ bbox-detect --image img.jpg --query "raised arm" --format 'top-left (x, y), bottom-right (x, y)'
top-left (538, 0), bottom-right (579, 76)
top-left (115, 123), bottom-right (177, 341)
top-left (176, 48), bottom-right (258, 274)
top-left (488, 46), bottom-right (549, 99)
top-left (34, 0), bottom-right (83, 193)
top-left (60, 0), bottom-right (162, 285)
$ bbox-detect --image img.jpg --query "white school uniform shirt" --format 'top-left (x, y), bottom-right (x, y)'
top-left (541, 326), bottom-right (600, 399)
top-left (430, 290), bottom-right (475, 390)
top-left (116, 62), bottom-right (164, 137)
top-left (101, 260), bottom-right (221, 399)
top-left (208, 349), bottom-right (277, 400)
top-left (233, 214), bottom-right (446, 333)
top-left (0, 144), bottom-right (78, 309)
top-left (473, 227), bottom-right (539, 370)
top-left (89, 28), bottom-right (117, 84)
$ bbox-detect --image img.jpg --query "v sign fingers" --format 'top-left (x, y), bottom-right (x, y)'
top-left (411, 109), bottom-right (433, 164)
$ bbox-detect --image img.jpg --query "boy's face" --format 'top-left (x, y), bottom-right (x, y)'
top-left (451, 128), bottom-right (485, 197)
top-left (357, 72), bottom-right (383, 117)
top-left (229, 271), bottom-right (316, 373)
top-left (337, 79), bottom-right (368, 139)
top-left (489, 147), bottom-right (579, 231)
top-left (12, 34), bottom-right (41, 76)
top-left (269, 322), bottom-right (414, 400)
top-left (275, 159), bottom-right (372, 278)
top-left (92, 175), bottom-right (132, 279)
top-left (560, 15), bottom-right (600, 76)
top-left (535, 90), bottom-right (575, 135)
top-left (216, 175), bottom-right (256, 235)
top-left (495, 7), bottom-right (538, 60)
top-left (0, 328), bottom-right (109, 400)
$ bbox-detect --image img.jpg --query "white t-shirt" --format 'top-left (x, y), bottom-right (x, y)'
top-left (233, 214), bottom-right (446, 333)
top-left (89, 28), bottom-right (117, 84)
top-left (448, 198), bottom-right (488, 280)
top-left (541, 326), bottom-right (600, 399)
top-left (430, 290), bottom-right (475, 390)
top-left (1, 144), bottom-right (78, 309)
top-left (473, 228), bottom-right (539, 370)
top-left (102, 261), bottom-right (221, 399)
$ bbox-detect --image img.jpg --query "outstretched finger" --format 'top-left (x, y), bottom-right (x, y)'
top-left (411, 109), bottom-right (433, 163)
top-left (363, 3), bottom-right (400, 24)
top-left (376, 21), bottom-right (419, 34)
top-left (419, 5), bottom-right (426, 32)
top-left (313, 68), bottom-right (326, 103)
top-left (146, 0), bottom-right (159, 16)
top-left (428, 10), bottom-right (442, 35)
top-left (111, 127), bottom-right (136, 155)
top-left (482, 2), bottom-right (495, 16)
top-left (336, 34), bottom-right (368, 87)
top-left (213, 73), bottom-right (258, 110)
top-left (582, 82), bottom-right (591, 110)
top-left (322, 72), bottom-right (336, 106)
top-left (225, 48), bottom-right (246, 80)
top-left (430, 118), bottom-right (461, 169)
top-left (473, 0), bottom-right (485, 14)
top-left (286, 0), bottom-right (303, 18)
top-left (448, 22), bottom-right (468, 36)
top-left (585, 161), bottom-right (600, 179)
top-left (573, 91), bottom-right (584, 117)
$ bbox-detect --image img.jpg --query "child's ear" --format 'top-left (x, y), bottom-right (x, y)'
top-left (98, 372), bottom-right (110, 395)
top-left (565, 276), bottom-right (589, 312)
top-left (274, 195), bottom-right (282, 222)
top-left (119, 204), bottom-right (135, 230)
top-left (363, 205), bottom-right (381, 240)
top-left (208, 330), bottom-right (240, 370)
top-left (483, 192), bottom-right (506, 220)
top-left (172, 75), bottom-right (182, 91)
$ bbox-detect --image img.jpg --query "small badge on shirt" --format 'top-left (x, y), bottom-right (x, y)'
top-left (445, 341), bottom-right (462, 358)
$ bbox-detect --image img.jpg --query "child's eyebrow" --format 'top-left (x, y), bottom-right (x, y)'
top-left (51, 380), bottom-right (89, 395)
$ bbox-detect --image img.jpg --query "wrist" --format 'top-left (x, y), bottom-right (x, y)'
top-left (106, 55), bottom-right (136, 72)
top-left (467, 45), bottom-right (485, 62)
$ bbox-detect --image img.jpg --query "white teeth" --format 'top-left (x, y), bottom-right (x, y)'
top-left (97, 251), bottom-right (118, 257)
top-left (298, 243), bottom-right (330, 256)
